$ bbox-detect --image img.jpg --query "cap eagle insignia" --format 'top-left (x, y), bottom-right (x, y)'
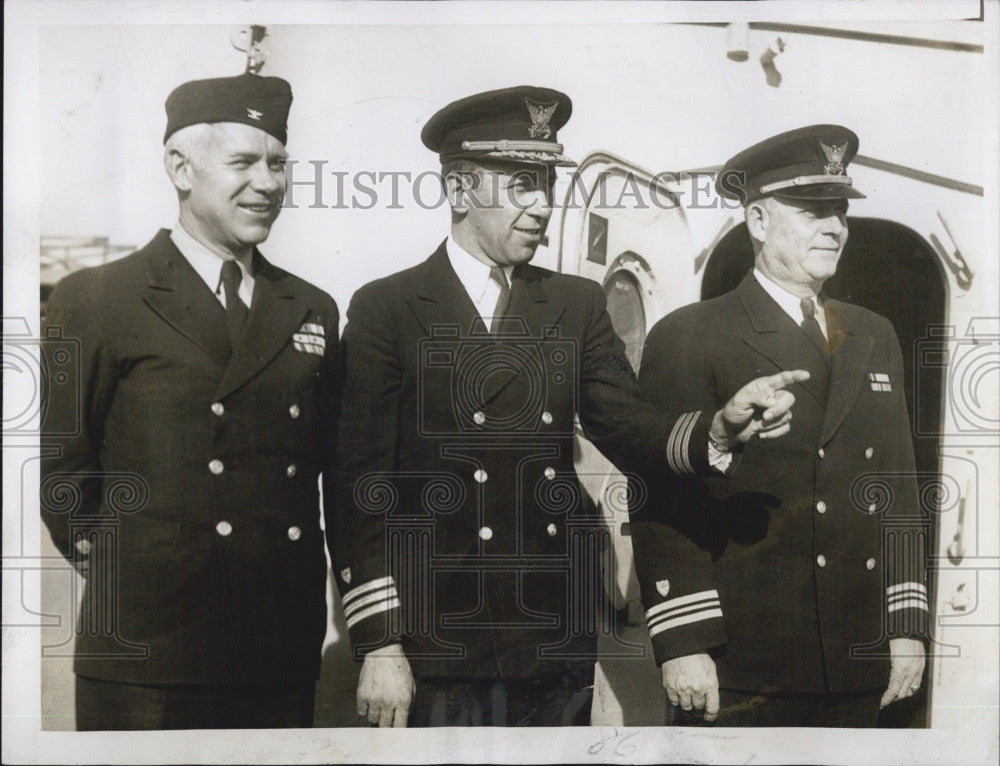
top-left (820, 140), bottom-right (848, 175)
top-left (246, 107), bottom-right (263, 121)
top-left (525, 99), bottom-right (558, 139)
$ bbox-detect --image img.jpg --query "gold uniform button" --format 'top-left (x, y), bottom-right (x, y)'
top-left (544, 467), bottom-right (556, 480)
top-left (541, 411), bottom-right (553, 425)
top-left (816, 554), bottom-right (827, 568)
top-left (209, 459), bottom-right (224, 475)
top-left (546, 523), bottom-right (558, 537)
top-left (474, 469), bottom-right (488, 484)
top-left (478, 526), bottom-right (493, 541)
top-left (816, 500), bottom-right (827, 514)
top-left (211, 402), bottom-right (225, 416)
top-left (288, 526), bottom-right (302, 541)
top-left (865, 447), bottom-right (874, 460)
top-left (289, 404), bottom-right (300, 419)
top-left (818, 448), bottom-right (825, 459)
top-left (286, 464), bottom-right (297, 478)
top-left (866, 557), bottom-right (877, 570)
top-left (473, 411), bottom-right (486, 425)
top-left (216, 521), bottom-right (233, 537)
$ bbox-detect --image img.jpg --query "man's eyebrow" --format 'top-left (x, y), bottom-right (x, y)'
top-left (226, 150), bottom-right (289, 162)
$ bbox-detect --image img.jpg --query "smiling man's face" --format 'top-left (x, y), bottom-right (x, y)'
top-left (180, 122), bottom-right (288, 258)
top-left (458, 160), bottom-right (556, 267)
top-left (753, 195), bottom-right (849, 295)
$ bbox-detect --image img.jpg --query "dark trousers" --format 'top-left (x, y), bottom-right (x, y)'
top-left (75, 675), bottom-right (316, 730)
top-left (410, 665), bottom-right (594, 727)
top-left (672, 688), bottom-right (882, 728)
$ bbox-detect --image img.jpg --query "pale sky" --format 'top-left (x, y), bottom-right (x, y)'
top-left (30, 14), bottom-right (988, 314)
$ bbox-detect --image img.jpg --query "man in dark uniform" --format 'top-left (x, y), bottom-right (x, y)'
top-left (331, 86), bottom-right (810, 727)
top-left (631, 125), bottom-right (928, 727)
top-left (40, 73), bottom-right (339, 729)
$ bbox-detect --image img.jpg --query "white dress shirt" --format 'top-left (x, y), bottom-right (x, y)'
top-left (445, 237), bottom-right (514, 326)
top-left (170, 222), bottom-right (255, 309)
top-left (753, 268), bottom-right (827, 339)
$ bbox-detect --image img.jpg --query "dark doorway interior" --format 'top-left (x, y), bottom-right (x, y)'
top-left (604, 265), bottom-right (647, 374)
top-left (701, 217), bottom-right (947, 728)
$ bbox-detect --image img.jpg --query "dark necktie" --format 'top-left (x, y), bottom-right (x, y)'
top-left (489, 266), bottom-right (511, 335)
top-left (221, 260), bottom-right (249, 345)
top-left (800, 296), bottom-right (829, 357)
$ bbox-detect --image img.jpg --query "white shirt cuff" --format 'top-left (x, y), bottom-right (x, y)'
top-left (708, 442), bottom-right (733, 473)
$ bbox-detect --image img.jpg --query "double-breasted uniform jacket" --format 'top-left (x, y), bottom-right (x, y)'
top-left (40, 229), bottom-right (339, 686)
top-left (331, 242), bottom-right (714, 681)
top-left (630, 271), bottom-right (929, 694)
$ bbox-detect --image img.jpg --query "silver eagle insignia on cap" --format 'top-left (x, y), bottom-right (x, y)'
top-left (820, 140), bottom-right (848, 175)
top-left (525, 99), bottom-right (558, 139)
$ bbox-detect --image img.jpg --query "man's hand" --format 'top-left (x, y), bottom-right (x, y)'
top-left (880, 638), bottom-right (926, 709)
top-left (357, 643), bottom-right (415, 727)
top-left (663, 653), bottom-right (720, 722)
top-left (711, 370), bottom-right (811, 451)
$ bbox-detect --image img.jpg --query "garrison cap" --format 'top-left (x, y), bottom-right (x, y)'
top-left (164, 73), bottom-right (293, 145)
top-left (421, 85), bottom-right (575, 167)
top-left (716, 124), bottom-right (866, 204)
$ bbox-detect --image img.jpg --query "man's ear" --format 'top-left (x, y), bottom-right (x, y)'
top-left (444, 169), bottom-right (479, 215)
top-left (745, 199), bottom-right (768, 245)
top-left (164, 148), bottom-right (194, 193)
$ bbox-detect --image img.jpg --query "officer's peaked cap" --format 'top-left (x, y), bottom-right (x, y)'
top-left (717, 124), bottom-right (866, 204)
top-left (422, 85), bottom-right (575, 167)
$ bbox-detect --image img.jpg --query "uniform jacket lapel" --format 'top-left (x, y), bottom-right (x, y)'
top-left (509, 263), bottom-right (567, 335)
top-left (141, 230), bottom-right (231, 367)
top-left (736, 272), bottom-right (830, 407)
top-left (215, 252), bottom-right (310, 400)
top-left (820, 300), bottom-right (873, 445)
top-left (404, 242), bottom-right (568, 406)
top-left (478, 263), bottom-right (567, 405)
top-left (406, 241), bottom-right (488, 343)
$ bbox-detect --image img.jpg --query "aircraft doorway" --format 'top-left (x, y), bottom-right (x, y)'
top-left (604, 263), bottom-right (647, 374)
top-left (701, 217), bottom-right (948, 728)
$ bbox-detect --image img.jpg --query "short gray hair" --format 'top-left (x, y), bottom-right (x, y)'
top-left (163, 123), bottom-right (213, 168)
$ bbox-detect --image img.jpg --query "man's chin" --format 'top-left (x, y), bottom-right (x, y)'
top-left (807, 259), bottom-right (840, 282)
top-left (512, 246), bottom-right (539, 264)
top-left (239, 224), bottom-right (275, 247)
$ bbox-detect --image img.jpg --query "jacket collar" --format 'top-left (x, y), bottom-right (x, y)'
top-left (143, 229), bottom-right (312, 397)
top-left (412, 240), bottom-right (559, 332)
top-left (734, 269), bottom-right (873, 444)
top-left (168, 221), bottom-right (255, 306)
top-left (736, 271), bottom-right (831, 406)
top-left (214, 251), bottom-right (310, 400)
top-left (142, 230), bottom-right (231, 366)
top-left (409, 240), bottom-right (563, 404)
top-left (820, 298), bottom-right (873, 445)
